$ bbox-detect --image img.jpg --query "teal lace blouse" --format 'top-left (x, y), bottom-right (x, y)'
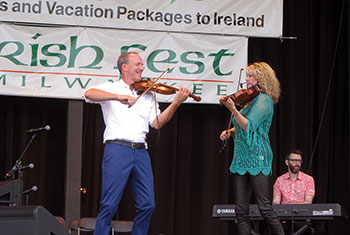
top-left (230, 94), bottom-right (274, 176)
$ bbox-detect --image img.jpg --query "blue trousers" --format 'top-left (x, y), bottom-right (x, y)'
top-left (94, 143), bottom-right (155, 235)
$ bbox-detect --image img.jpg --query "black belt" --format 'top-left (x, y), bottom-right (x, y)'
top-left (106, 139), bottom-right (146, 149)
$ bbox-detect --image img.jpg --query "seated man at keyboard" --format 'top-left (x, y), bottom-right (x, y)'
top-left (273, 149), bottom-right (315, 235)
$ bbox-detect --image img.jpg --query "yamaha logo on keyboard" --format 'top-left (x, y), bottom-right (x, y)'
top-left (217, 208), bottom-right (235, 214)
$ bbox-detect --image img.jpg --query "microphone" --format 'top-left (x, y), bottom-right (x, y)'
top-left (18, 186), bottom-right (38, 196)
top-left (27, 125), bottom-right (51, 133)
top-left (18, 163), bottom-right (34, 171)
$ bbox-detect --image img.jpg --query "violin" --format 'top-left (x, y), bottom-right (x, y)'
top-left (133, 79), bottom-right (201, 102)
top-left (220, 84), bottom-right (260, 107)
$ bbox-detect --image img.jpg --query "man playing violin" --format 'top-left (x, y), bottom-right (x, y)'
top-left (84, 52), bottom-right (190, 235)
top-left (219, 62), bottom-right (284, 235)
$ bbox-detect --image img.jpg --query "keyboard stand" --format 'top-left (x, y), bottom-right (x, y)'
top-left (293, 219), bottom-right (314, 235)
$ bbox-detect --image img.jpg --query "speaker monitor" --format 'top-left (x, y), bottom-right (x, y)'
top-left (0, 206), bottom-right (68, 235)
top-left (0, 179), bottom-right (23, 206)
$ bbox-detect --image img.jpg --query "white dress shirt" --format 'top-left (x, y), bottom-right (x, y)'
top-left (85, 80), bottom-right (160, 143)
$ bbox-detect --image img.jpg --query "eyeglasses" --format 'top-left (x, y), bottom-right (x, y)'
top-left (288, 158), bottom-right (303, 163)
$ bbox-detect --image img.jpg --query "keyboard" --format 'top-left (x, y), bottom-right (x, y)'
top-left (212, 203), bottom-right (342, 220)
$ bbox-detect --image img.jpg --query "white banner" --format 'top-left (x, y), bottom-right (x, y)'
top-left (0, 23), bottom-right (247, 103)
top-left (0, 0), bottom-right (283, 37)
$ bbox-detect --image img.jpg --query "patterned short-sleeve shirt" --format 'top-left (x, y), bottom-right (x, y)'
top-left (273, 171), bottom-right (315, 204)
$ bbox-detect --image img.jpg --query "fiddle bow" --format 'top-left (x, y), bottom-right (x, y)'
top-left (219, 68), bottom-right (244, 154)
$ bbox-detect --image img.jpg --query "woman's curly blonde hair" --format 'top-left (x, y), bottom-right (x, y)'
top-left (246, 62), bottom-right (281, 104)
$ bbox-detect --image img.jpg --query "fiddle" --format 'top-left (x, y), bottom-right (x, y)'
top-left (220, 83), bottom-right (260, 107)
top-left (133, 79), bottom-right (201, 102)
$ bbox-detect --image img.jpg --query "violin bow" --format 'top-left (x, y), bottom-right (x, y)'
top-left (136, 68), bottom-right (169, 101)
top-left (219, 68), bottom-right (244, 154)
top-left (236, 68), bottom-right (244, 92)
top-left (219, 112), bottom-right (234, 154)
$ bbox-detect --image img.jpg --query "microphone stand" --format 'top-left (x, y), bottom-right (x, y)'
top-left (219, 68), bottom-right (244, 154)
top-left (5, 132), bottom-right (38, 206)
top-left (25, 194), bottom-right (30, 206)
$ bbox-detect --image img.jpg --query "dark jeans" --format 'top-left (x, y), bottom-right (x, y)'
top-left (233, 173), bottom-right (284, 235)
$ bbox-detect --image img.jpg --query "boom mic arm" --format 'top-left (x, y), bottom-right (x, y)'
top-left (18, 186), bottom-right (38, 196)
top-left (26, 125), bottom-right (51, 133)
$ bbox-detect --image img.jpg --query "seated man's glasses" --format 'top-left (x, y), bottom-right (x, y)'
top-left (288, 158), bottom-right (303, 163)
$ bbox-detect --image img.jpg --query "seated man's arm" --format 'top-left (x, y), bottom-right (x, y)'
top-left (272, 195), bottom-right (281, 204)
top-left (303, 175), bottom-right (315, 204)
top-left (273, 178), bottom-right (282, 204)
top-left (291, 196), bottom-right (313, 204)
top-left (304, 195), bottom-right (314, 204)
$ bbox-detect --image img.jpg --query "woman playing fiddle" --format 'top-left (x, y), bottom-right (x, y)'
top-left (219, 62), bottom-right (284, 235)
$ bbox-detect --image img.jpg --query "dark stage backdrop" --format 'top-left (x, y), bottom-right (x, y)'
top-left (1, 0), bottom-right (349, 234)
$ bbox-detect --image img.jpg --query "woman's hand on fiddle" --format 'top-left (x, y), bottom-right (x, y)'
top-left (221, 97), bottom-right (237, 114)
top-left (219, 96), bottom-right (227, 104)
